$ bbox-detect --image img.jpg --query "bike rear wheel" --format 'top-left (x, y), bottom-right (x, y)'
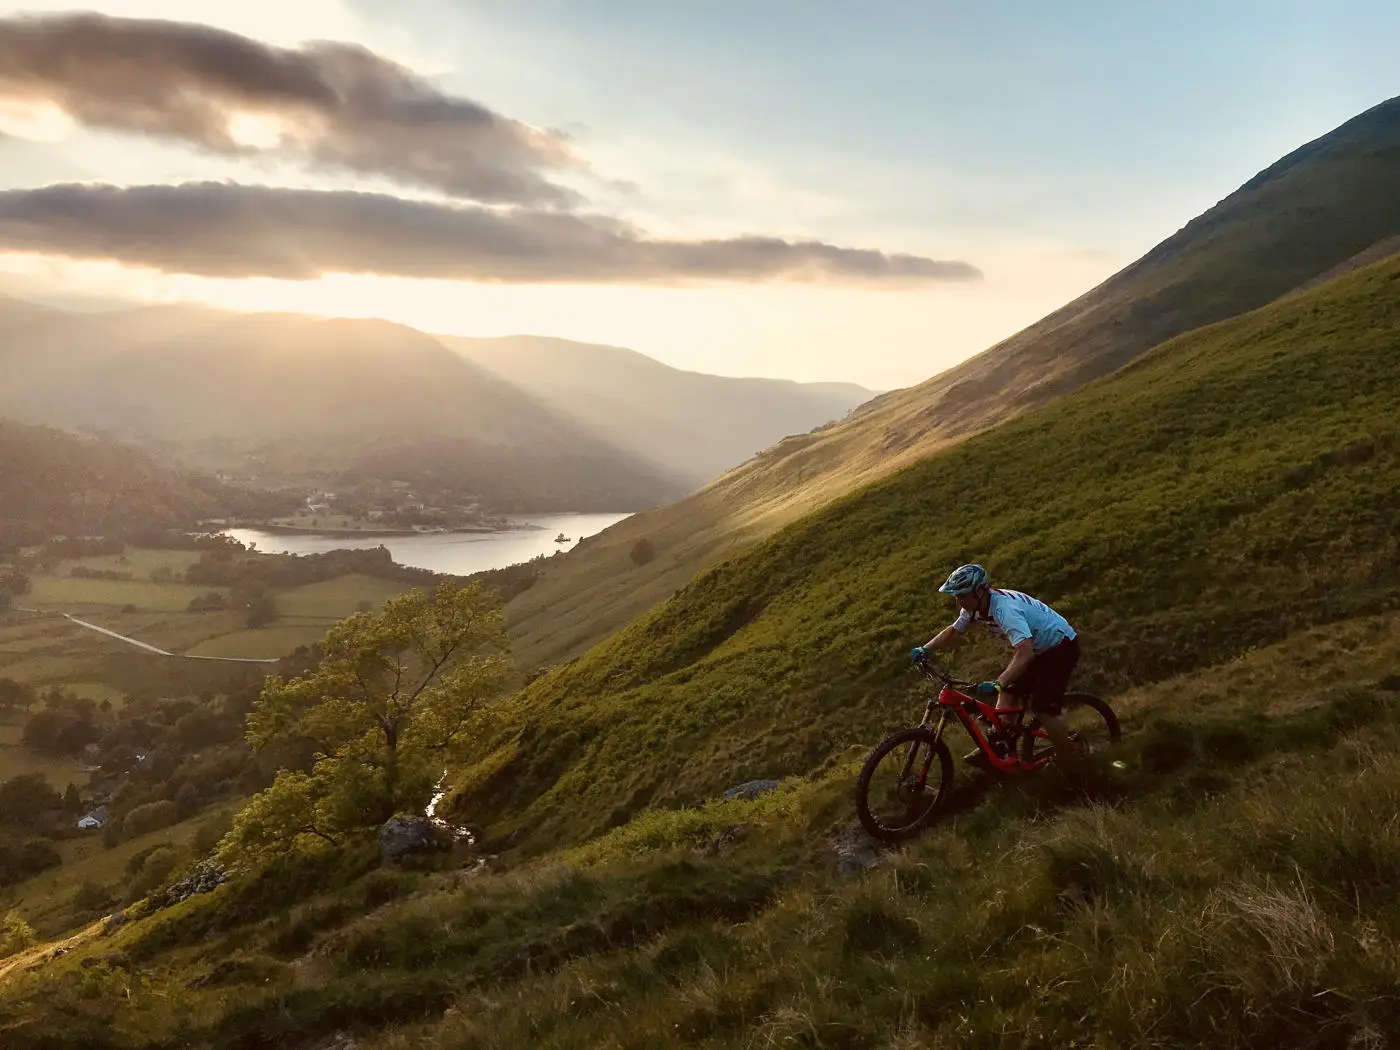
top-left (855, 727), bottom-right (953, 842)
top-left (1017, 692), bottom-right (1121, 766)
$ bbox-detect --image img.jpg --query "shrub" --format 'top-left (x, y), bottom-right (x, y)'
top-left (0, 910), bottom-right (35, 957)
top-left (187, 591), bottom-right (227, 612)
top-left (73, 880), bottom-right (113, 913)
top-left (127, 847), bottom-right (179, 901)
top-left (123, 799), bottom-right (179, 838)
top-left (629, 537), bottom-right (656, 567)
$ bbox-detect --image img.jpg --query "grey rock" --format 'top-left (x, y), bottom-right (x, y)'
top-left (378, 815), bottom-right (448, 861)
top-left (160, 862), bottom-right (229, 907)
top-left (830, 824), bottom-right (886, 878)
top-left (723, 779), bottom-right (781, 802)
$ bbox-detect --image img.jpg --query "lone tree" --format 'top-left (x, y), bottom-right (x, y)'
top-left (220, 582), bottom-right (510, 864)
top-left (629, 537), bottom-right (656, 567)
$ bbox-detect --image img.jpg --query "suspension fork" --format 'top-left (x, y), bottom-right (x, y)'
top-left (930, 710), bottom-right (948, 745)
top-left (916, 696), bottom-right (948, 745)
top-left (900, 702), bottom-right (946, 784)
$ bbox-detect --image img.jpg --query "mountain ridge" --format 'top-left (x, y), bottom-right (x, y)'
top-left (498, 93), bottom-right (1400, 670)
top-left (441, 333), bottom-right (874, 486)
top-left (0, 301), bottom-right (688, 510)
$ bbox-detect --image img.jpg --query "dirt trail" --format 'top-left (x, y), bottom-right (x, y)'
top-left (0, 919), bottom-right (105, 985)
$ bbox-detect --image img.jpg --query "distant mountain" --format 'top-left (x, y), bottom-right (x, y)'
top-left (501, 94), bottom-right (1400, 670)
top-left (0, 419), bottom-right (245, 548)
top-left (441, 335), bottom-right (874, 486)
top-left (0, 304), bottom-right (687, 512)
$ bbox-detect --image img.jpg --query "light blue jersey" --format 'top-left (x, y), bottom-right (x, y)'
top-left (952, 588), bottom-right (1076, 652)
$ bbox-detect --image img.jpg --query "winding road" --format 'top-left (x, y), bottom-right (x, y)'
top-left (15, 608), bottom-right (282, 665)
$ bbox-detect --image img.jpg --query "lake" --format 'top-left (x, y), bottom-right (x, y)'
top-left (223, 511), bottom-right (633, 576)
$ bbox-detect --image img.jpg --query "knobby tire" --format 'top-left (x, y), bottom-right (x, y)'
top-left (855, 727), bottom-right (953, 843)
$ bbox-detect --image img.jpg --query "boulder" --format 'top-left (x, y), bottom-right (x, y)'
top-left (723, 779), bottom-right (781, 802)
top-left (829, 825), bottom-right (886, 879)
top-left (378, 815), bottom-right (447, 861)
top-left (160, 863), bottom-right (229, 907)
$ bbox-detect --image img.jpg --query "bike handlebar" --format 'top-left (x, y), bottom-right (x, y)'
top-left (911, 655), bottom-right (975, 690)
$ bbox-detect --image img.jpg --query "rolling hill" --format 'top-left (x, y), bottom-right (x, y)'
top-left (442, 334), bottom-right (874, 486)
top-left (0, 305), bottom-right (687, 511)
top-left (499, 94), bottom-right (1400, 669)
top-left (0, 419), bottom-right (259, 548)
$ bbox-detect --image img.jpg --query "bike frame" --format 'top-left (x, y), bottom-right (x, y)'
top-left (913, 661), bottom-right (1049, 774)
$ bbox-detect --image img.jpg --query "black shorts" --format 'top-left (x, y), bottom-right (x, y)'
top-left (1006, 636), bottom-right (1080, 716)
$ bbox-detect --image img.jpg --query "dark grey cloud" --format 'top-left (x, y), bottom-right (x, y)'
top-left (0, 13), bottom-right (581, 205)
top-left (0, 182), bottom-right (982, 285)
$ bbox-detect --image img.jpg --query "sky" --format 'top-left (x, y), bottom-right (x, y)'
top-left (0, 1), bottom-right (1397, 389)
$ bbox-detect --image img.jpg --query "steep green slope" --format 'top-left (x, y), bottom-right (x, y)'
top-left (455, 253), bottom-right (1400, 847)
top-left (5, 614), bottom-right (1400, 1049)
top-left (502, 95), bottom-right (1400, 669)
top-left (443, 334), bottom-right (873, 486)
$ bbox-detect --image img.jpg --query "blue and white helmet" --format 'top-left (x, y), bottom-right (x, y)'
top-left (939, 563), bottom-right (989, 595)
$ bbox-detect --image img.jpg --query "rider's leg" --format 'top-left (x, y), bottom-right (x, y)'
top-left (1030, 637), bottom-right (1081, 768)
top-left (1038, 712), bottom-right (1076, 768)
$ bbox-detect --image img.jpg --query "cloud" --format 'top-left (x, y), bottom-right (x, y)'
top-left (0, 12), bottom-right (581, 205)
top-left (0, 182), bottom-right (983, 285)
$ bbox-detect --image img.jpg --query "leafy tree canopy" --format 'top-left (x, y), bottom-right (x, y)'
top-left (219, 582), bottom-right (510, 866)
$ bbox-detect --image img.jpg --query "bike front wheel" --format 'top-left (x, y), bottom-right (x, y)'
top-left (1017, 692), bottom-right (1121, 766)
top-left (855, 727), bottom-right (953, 842)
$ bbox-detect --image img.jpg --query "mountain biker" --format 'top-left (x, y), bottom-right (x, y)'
top-left (910, 564), bottom-right (1080, 767)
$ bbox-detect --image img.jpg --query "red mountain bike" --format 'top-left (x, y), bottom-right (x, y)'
top-left (855, 656), bottom-right (1121, 842)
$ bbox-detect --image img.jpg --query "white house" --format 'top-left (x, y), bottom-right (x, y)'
top-left (77, 805), bottom-right (109, 830)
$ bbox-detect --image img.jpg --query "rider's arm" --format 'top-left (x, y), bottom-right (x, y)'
top-left (924, 607), bottom-right (973, 649)
top-left (997, 638), bottom-right (1035, 689)
top-left (922, 624), bottom-right (963, 650)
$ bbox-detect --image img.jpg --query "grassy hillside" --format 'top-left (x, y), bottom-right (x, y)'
top-left (452, 252), bottom-right (1400, 848)
top-left (501, 95), bottom-right (1400, 669)
top-left (0, 305), bottom-right (686, 509)
top-left (3, 611), bottom-right (1399, 1048)
top-left (444, 334), bottom-right (872, 486)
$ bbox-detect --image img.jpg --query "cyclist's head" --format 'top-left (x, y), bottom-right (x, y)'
top-left (939, 563), bottom-right (989, 609)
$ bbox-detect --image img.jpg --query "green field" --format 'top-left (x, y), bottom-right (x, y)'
top-left (0, 723), bottom-right (80, 787)
top-left (275, 575), bottom-right (415, 620)
top-left (26, 576), bottom-right (222, 613)
top-left (52, 549), bottom-right (204, 580)
top-left (186, 625), bottom-right (332, 659)
top-left (5, 555), bottom-right (416, 682)
top-left (0, 613), bottom-right (111, 689)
